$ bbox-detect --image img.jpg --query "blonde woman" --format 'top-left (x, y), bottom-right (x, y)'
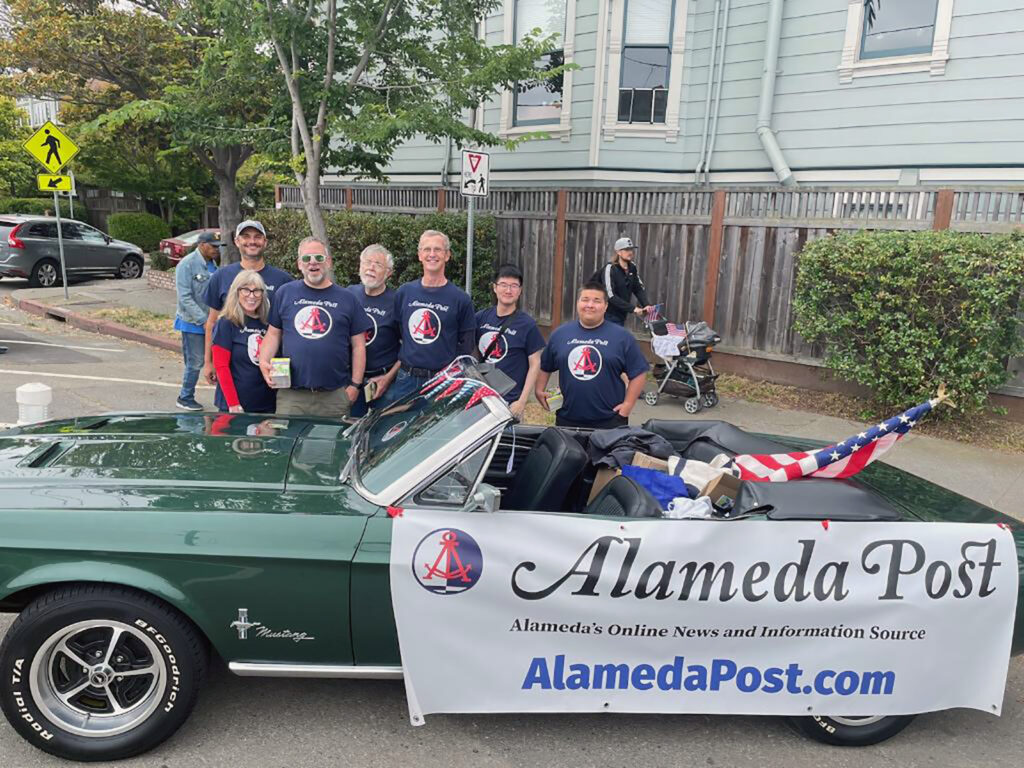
top-left (211, 270), bottom-right (276, 413)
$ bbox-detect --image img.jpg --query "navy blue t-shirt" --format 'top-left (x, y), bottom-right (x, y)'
top-left (346, 285), bottom-right (400, 372)
top-left (268, 282), bottom-right (373, 390)
top-left (540, 320), bottom-right (649, 424)
top-left (212, 316), bottom-right (275, 413)
top-left (204, 261), bottom-right (294, 312)
top-left (475, 307), bottom-right (546, 402)
top-left (394, 280), bottom-right (476, 370)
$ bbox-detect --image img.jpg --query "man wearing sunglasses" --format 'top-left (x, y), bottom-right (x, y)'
top-left (258, 237), bottom-right (372, 416)
top-left (475, 264), bottom-right (545, 420)
top-left (201, 220), bottom-right (292, 386)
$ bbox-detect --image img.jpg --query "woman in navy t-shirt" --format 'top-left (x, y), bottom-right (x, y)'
top-left (211, 270), bottom-right (276, 413)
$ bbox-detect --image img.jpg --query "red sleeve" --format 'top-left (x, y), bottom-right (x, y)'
top-left (212, 344), bottom-right (240, 408)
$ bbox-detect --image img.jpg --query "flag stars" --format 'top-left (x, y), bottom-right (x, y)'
top-left (876, 422), bottom-right (889, 432)
top-left (899, 414), bottom-right (910, 424)
top-left (830, 451), bottom-right (841, 461)
top-left (857, 432), bottom-right (867, 440)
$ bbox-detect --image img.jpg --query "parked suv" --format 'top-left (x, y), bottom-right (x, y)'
top-left (0, 215), bottom-right (145, 287)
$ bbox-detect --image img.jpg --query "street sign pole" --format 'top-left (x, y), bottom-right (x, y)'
top-left (67, 170), bottom-right (75, 219)
top-left (52, 192), bottom-right (70, 300)
top-left (465, 197), bottom-right (475, 294)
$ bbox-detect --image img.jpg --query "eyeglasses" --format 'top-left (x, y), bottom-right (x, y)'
top-left (239, 287), bottom-right (264, 297)
top-left (300, 253), bottom-right (327, 263)
top-left (495, 282), bottom-right (521, 291)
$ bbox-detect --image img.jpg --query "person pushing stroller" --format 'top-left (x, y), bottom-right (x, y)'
top-left (592, 237), bottom-right (656, 325)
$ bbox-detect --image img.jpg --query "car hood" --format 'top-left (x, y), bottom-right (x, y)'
top-left (110, 237), bottom-right (143, 253)
top-left (0, 413), bottom-right (348, 492)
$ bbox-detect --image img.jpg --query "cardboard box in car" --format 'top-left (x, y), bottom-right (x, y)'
top-left (587, 467), bottom-right (622, 503)
top-left (587, 452), bottom-right (670, 503)
top-left (630, 452), bottom-right (670, 473)
top-left (701, 472), bottom-right (743, 511)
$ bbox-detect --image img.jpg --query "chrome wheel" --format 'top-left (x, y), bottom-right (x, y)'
top-left (118, 256), bottom-right (143, 279)
top-left (828, 715), bottom-right (886, 727)
top-left (29, 620), bottom-right (167, 738)
top-left (35, 261), bottom-right (58, 287)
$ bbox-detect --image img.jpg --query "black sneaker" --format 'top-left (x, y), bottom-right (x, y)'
top-left (176, 397), bottom-right (203, 411)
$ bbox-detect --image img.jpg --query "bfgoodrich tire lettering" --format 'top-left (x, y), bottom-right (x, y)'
top-left (787, 714), bottom-right (916, 746)
top-left (0, 585), bottom-right (207, 762)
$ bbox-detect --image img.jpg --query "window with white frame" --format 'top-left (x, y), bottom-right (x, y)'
top-left (839, 0), bottom-right (954, 83)
top-left (618, 0), bottom-right (674, 124)
top-left (513, 0), bottom-right (567, 126)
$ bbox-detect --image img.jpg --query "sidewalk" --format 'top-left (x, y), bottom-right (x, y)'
top-left (9, 276), bottom-right (1024, 521)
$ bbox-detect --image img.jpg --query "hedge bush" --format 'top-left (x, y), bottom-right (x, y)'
top-left (258, 209), bottom-right (499, 308)
top-left (0, 196), bottom-right (88, 221)
top-left (107, 212), bottom-right (171, 254)
top-left (793, 229), bottom-right (1024, 416)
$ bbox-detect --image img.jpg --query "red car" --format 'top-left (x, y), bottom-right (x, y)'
top-left (158, 228), bottom-right (220, 265)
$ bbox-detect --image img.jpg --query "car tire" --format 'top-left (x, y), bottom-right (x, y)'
top-left (117, 255), bottom-right (144, 280)
top-left (786, 714), bottom-right (916, 746)
top-left (28, 259), bottom-right (61, 288)
top-left (0, 584), bottom-right (207, 762)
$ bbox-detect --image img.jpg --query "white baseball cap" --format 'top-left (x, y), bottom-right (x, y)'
top-left (614, 237), bottom-right (636, 251)
top-left (235, 219), bottom-right (266, 238)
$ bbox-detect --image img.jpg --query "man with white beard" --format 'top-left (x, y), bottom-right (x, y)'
top-left (346, 244), bottom-right (401, 417)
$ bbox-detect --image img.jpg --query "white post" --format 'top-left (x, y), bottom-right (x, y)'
top-left (52, 191), bottom-right (70, 300)
top-left (465, 196), bottom-right (475, 294)
top-left (16, 383), bottom-right (52, 425)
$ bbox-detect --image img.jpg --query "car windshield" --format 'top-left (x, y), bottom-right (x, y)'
top-left (352, 358), bottom-right (510, 498)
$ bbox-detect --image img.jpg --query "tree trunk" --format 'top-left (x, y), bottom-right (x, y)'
top-left (217, 174), bottom-right (243, 264)
top-left (300, 168), bottom-right (328, 244)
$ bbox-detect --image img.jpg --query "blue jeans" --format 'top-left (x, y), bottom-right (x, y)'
top-left (377, 368), bottom-right (429, 408)
top-left (178, 331), bottom-right (205, 401)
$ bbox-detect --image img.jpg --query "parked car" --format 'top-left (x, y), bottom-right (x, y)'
top-left (0, 215), bottom-right (145, 287)
top-left (0, 361), bottom-right (1020, 761)
top-left (158, 228), bottom-right (220, 266)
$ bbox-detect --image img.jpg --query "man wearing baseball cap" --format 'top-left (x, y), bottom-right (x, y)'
top-left (201, 219), bottom-right (293, 386)
top-left (591, 236), bottom-right (654, 326)
top-left (173, 231), bottom-right (220, 410)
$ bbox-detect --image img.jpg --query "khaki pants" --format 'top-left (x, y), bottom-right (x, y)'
top-left (275, 387), bottom-right (351, 418)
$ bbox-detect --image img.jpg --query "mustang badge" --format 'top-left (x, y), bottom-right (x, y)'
top-left (230, 608), bottom-right (316, 642)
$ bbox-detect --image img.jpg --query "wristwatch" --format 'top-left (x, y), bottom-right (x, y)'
top-left (350, 380), bottom-right (364, 388)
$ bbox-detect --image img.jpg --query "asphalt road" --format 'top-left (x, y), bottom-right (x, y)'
top-left (0, 276), bottom-right (1022, 767)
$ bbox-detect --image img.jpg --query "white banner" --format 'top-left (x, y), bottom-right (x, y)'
top-left (390, 511), bottom-right (1018, 724)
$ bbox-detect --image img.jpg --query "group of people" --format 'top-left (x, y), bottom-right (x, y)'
top-left (174, 220), bottom-right (656, 429)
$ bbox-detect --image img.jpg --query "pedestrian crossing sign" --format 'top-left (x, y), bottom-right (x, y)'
top-left (37, 174), bottom-right (73, 192)
top-left (23, 121), bottom-right (79, 173)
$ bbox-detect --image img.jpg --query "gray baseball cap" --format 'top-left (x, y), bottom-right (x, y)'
top-left (235, 219), bottom-right (266, 238)
top-left (614, 236), bottom-right (636, 251)
top-left (197, 231), bottom-right (221, 245)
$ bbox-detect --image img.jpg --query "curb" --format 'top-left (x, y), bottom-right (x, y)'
top-left (17, 299), bottom-right (180, 354)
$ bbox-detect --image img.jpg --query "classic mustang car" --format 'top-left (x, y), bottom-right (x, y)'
top-left (0, 363), bottom-right (1020, 762)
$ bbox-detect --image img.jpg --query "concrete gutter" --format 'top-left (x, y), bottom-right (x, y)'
top-left (17, 298), bottom-right (179, 354)
top-left (756, 0), bottom-right (796, 186)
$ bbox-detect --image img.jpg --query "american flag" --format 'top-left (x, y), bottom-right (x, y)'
top-left (731, 391), bottom-right (948, 482)
top-left (664, 323), bottom-right (688, 338)
top-left (643, 304), bottom-right (663, 323)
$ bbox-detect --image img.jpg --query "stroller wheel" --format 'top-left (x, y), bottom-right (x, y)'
top-left (643, 391), bottom-right (660, 407)
top-left (684, 397), bottom-right (701, 414)
top-left (701, 392), bottom-right (719, 408)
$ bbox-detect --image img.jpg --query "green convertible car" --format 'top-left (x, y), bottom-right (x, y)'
top-left (0, 363), bottom-right (1021, 761)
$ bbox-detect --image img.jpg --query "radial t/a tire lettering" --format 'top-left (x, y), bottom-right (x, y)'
top-left (786, 714), bottom-right (916, 746)
top-left (0, 585), bottom-right (207, 762)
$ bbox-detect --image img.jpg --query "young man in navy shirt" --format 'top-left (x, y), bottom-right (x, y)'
top-left (202, 220), bottom-right (292, 386)
top-left (385, 229), bottom-right (476, 404)
top-left (476, 264), bottom-right (545, 420)
top-left (347, 244), bottom-right (400, 417)
top-left (536, 281), bottom-right (649, 429)
top-left (258, 237), bottom-right (371, 417)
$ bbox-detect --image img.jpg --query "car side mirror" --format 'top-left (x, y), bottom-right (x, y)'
top-left (469, 483), bottom-right (500, 513)
top-left (104, 234), bottom-right (111, 244)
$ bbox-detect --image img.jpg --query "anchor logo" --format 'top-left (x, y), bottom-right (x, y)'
top-left (412, 528), bottom-right (483, 594)
top-left (294, 305), bottom-right (332, 339)
top-left (408, 308), bottom-right (441, 345)
top-left (568, 344), bottom-right (602, 381)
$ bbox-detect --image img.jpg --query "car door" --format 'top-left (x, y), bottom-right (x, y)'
top-left (63, 221), bottom-right (110, 274)
top-left (22, 221), bottom-right (60, 267)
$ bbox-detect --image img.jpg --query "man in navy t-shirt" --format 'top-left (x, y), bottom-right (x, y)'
top-left (475, 264), bottom-right (545, 420)
top-left (258, 237), bottom-right (371, 417)
top-left (537, 281), bottom-right (649, 429)
top-left (347, 244), bottom-right (400, 417)
top-left (201, 219), bottom-right (292, 386)
top-left (384, 229), bottom-right (476, 404)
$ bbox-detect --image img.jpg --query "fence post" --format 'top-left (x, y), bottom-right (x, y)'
top-left (551, 189), bottom-right (568, 328)
top-left (438, 188), bottom-right (447, 212)
top-left (702, 189), bottom-right (727, 327)
top-left (274, 185), bottom-right (282, 208)
top-left (345, 188), bottom-right (353, 211)
top-left (933, 188), bottom-right (954, 230)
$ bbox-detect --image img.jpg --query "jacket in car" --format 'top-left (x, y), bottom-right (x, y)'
top-left (593, 260), bottom-right (649, 323)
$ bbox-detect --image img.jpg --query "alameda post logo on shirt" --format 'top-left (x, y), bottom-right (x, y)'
top-left (568, 344), bottom-right (602, 380)
top-left (412, 527), bottom-right (483, 594)
top-left (477, 331), bottom-right (507, 362)
top-left (246, 332), bottom-right (263, 365)
top-left (409, 307), bottom-right (441, 344)
top-left (364, 312), bottom-right (378, 345)
top-left (294, 305), bottom-right (333, 339)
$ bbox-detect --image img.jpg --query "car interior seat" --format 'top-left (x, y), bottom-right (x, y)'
top-left (501, 427), bottom-right (588, 512)
top-left (583, 475), bottom-right (662, 518)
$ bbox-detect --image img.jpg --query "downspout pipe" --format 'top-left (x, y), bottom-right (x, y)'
top-left (701, 0), bottom-right (731, 184)
top-left (756, 0), bottom-right (796, 186)
top-left (694, 0), bottom-right (721, 182)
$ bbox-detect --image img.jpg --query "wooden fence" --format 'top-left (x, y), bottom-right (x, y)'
top-left (275, 184), bottom-right (1024, 399)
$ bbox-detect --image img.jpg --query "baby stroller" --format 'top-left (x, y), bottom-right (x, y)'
top-left (643, 315), bottom-right (722, 414)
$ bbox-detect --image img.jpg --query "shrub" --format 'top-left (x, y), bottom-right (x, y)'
top-left (0, 196), bottom-right (88, 221)
top-left (258, 209), bottom-right (498, 307)
top-left (793, 229), bottom-right (1024, 416)
top-left (107, 212), bottom-right (170, 253)
top-left (150, 249), bottom-right (172, 272)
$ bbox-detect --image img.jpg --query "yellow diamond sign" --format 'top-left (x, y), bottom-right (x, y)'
top-left (23, 121), bottom-right (79, 173)
top-left (37, 174), bottom-right (73, 192)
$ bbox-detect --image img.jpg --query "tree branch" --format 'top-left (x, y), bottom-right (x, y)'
top-left (346, 0), bottom-right (398, 90)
